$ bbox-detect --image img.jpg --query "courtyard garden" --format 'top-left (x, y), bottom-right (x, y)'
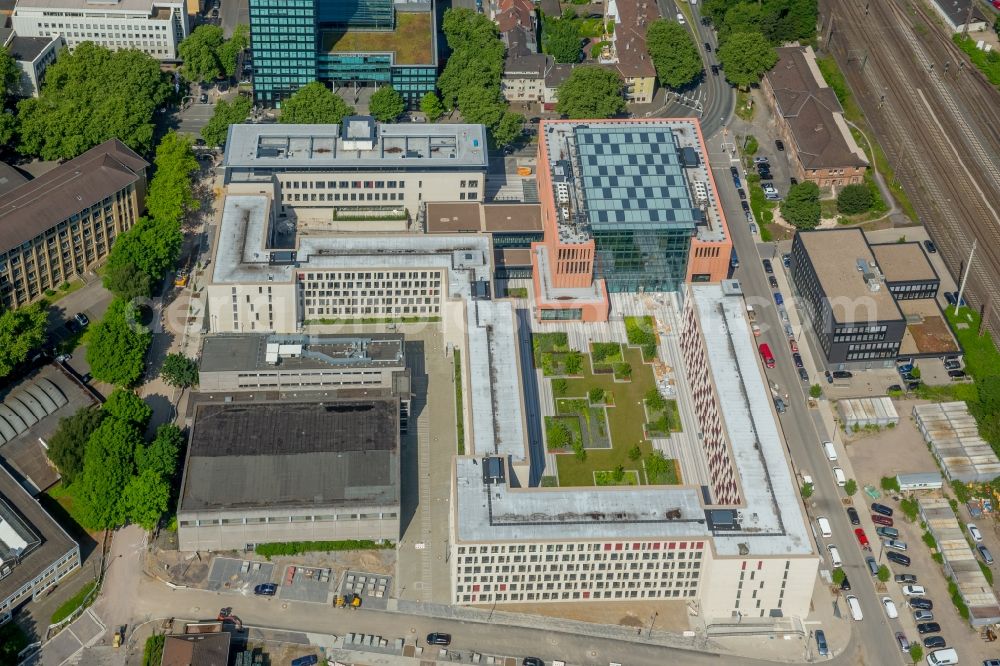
top-left (535, 333), bottom-right (682, 488)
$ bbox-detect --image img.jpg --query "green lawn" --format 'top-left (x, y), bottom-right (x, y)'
top-left (946, 307), bottom-right (1000, 378)
top-left (321, 12), bottom-right (434, 65)
top-left (953, 35), bottom-right (1000, 87)
top-left (554, 346), bottom-right (677, 486)
top-left (44, 483), bottom-right (92, 535)
top-left (51, 580), bottom-right (96, 624)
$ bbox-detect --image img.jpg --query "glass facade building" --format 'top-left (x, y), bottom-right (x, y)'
top-left (574, 126), bottom-right (696, 293)
top-left (249, 0), bottom-right (437, 106)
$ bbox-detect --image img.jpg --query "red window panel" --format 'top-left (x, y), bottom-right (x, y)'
top-left (615, 543), bottom-right (623, 551)
top-left (757, 561), bottom-right (763, 570)
top-left (653, 543), bottom-right (661, 550)
top-left (741, 561), bottom-right (747, 570)
top-left (633, 543), bottom-right (640, 550)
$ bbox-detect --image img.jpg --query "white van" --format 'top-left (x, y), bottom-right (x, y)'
top-left (846, 595), bottom-right (863, 621)
top-left (833, 467), bottom-right (846, 487)
top-left (828, 544), bottom-right (842, 567)
top-left (926, 648), bottom-right (959, 665)
top-left (823, 441), bottom-right (838, 461)
top-left (817, 517), bottom-right (832, 538)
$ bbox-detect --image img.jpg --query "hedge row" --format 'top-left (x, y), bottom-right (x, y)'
top-left (254, 540), bottom-right (394, 559)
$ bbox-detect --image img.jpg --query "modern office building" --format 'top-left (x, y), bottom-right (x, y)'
top-left (869, 242), bottom-right (940, 300)
top-left (790, 229), bottom-right (905, 365)
top-left (11, 0), bottom-right (189, 60)
top-left (0, 140), bottom-right (148, 309)
top-left (222, 118), bottom-right (488, 229)
top-left (2, 30), bottom-right (63, 97)
top-left (248, 0), bottom-right (437, 106)
top-left (530, 119), bottom-right (732, 322)
top-left (425, 202), bottom-right (542, 279)
top-left (0, 463), bottom-right (81, 622)
top-left (450, 283), bottom-right (817, 617)
top-left (762, 46), bottom-right (868, 191)
top-left (176, 398), bottom-right (400, 551)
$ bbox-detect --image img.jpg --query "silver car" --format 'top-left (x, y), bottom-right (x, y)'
top-left (913, 609), bottom-right (934, 621)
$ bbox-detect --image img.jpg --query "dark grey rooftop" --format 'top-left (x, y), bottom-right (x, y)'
top-left (8, 35), bottom-right (53, 62)
top-left (199, 333), bottom-right (405, 373)
top-left (0, 162), bottom-right (28, 199)
top-left (179, 401), bottom-right (400, 512)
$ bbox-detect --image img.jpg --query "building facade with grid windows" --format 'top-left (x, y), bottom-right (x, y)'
top-left (0, 140), bottom-right (148, 309)
top-left (11, 0), bottom-right (189, 60)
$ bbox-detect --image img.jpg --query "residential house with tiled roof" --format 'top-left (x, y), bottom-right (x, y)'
top-left (603, 0), bottom-right (658, 104)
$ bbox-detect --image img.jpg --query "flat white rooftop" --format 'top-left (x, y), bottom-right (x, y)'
top-left (223, 122), bottom-right (489, 171)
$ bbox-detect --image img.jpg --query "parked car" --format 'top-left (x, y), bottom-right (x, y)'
top-left (944, 360), bottom-right (962, 370)
top-left (914, 609), bottom-right (934, 621)
top-left (886, 539), bottom-right (908, 551)
top-left (832, 370), bottom-right (853, 379)
top-left (907, 381), bottom-right (921, 391)
top-left (949, 369), bottom-right (967, 379)
top-left (789, 177), bottom-right (798, 185)
top-left (782, 253), bottom-right (791, 268)
top-left (427, 632), bottom-right (452, 646)
top-left (74, 312), bottom-right (90, 327)
top-left (923, 636), bottom-right (947, 649)
top-left (895, 632), bottom-right (910, 653)
top-left (866, 556), bottom-right (879, 576)
top-left (886, 384), bottom-right (903, 393)
top-left (775, 139), bottom-right (785, 151)
top-left (523, 659), bottom-right (544, 666)
top-left (969, 523), bottom-right (983, 542)
top-left (877, 526), bottom-right (899, 539)
top-left (64, 319), bottom-right (81, 334)
top-left (846, 507), bottom-right (860, 525)
top-left (253, 583), bottom-right (278, 596)
top-left (711, 64), bottom-right (720, 75)
top-left (839, 574), bottom-right (851, 591)
top-left (200, 92), bottom-right (209, 103)
top-left (872, 514), bottom-right (894, 527)
top-left (769, 275), bottom-right (779, 288)
top-left (854, 528), bottom-right (870, 550)
top-left (882, 596), bottom-right (898, 619)
top-left (908, 597), bottom-right (933, 610)
top-left (793, 353), bottom-right (803, 368)
top-left (898, 363), bottom-right (914, 374)
top-left (738, 188), bottom-right (747, 200)
top-left (774, 291), bottom-right (784, 306)
top-left (741, 200), bottom-right (751, 213)
top-left (924, 240), bottom-right (937, 253)
top-left (887, 551), bottom-right (911, 566)
top-left (762, 258), bottom-right (773, 273)
top-left (815, 630), bottom-right (828, 657)
top-left (872, 502), bottom-right (894, 517)
top-left (291, 657), bottom-right (318, 666)
top-left (902, 585), bottom-right (926, 596)
top-left (917, 622), bottom-right (941, 635)
top-left (774, 396), bottom-right (787, 413)
top-left (798, 367), bottom-right (809, 382)
top-left (979, 544), bottom-right (994, 565)
top-left (895, 574), bottom-right (917, 584)
top-left (754, 156), bottom-right (770, 165)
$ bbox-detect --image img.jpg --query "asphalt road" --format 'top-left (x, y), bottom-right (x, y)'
top-left (711, 143), bottom-right (905, 666)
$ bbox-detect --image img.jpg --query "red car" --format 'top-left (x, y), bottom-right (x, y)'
top-left (872, 514), bottom-right (894, 527)
top-left (789, 339), bottom-right (798, 352)
top-left (854, 528), bottom-right (871, 551)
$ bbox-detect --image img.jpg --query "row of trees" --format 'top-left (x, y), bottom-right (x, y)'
top-left (438, 9), bottom-right (523, 147)
top-left (177, 24), bottom-right (249, 84)
top-left (702, 0), bottom-right (817, 46)
top-left (48, 389), bottom-right (184, 530)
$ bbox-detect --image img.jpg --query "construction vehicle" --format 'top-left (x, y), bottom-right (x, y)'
top-left (516, 166), bottom-right (532, 176)
top-left (335, 594), bottom-right (361, 609)
top-left (217, 607), bottom-right (244, 631)
top-left (112, 625), bottom-right (126, 648)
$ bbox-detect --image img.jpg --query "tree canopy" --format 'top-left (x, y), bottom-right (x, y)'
top-left (0, 303), bottom-right (48, 377)
top-left (103, 217), bottom-right (183, 298)
top-left (279, 82), bottom-right (354, 124)
top-left (75, 417), bottom-right (142, 529)
top-left (646, 19), bottom-right (703, 89)
top-left (716, 31), bottom-right (779, 89)
top-left (368, 85), bottom-right (406, 122)
top-left (201, 95), bottom-right (252, 147)
top-left (178, 25), bottom-right (226, 83)
top-left (0, 44), bottom-right (18, 101)
top-left (837, 183), bottom-right (873, 215)
top-left (543, 11), bottom-right (583, 64)
top-left (220, 24), bottom-right (250, 78)
top-left (136, 423), bottom-right (184, 479)
top-left (86, 298), bottom-right (152, 387)
top-left (103, 388), bottom-right (153, 430)
top-left (17, 43), bottom-right (171, 160)
top-left (491, 111), bottom-right (525, 148)
top-left (146, 132), bottom-right (200, 225)
top-left (781, 181), bottom-right (821, 229)
top-left (123, 469), bottom-right (172, 530)
top-left (702, 0), bottom-right (817, 44)
top-left (48, 406), bottom-right (105, 484)
top-left (556, 66), bottom-right (626, 119)
top-left (160, 353), bottom-right (199, 388)
top-left (420, 91), bottom-right (444, 121)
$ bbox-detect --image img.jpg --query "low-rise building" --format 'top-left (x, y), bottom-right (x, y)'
top-left (869, 242), bottom-right (940, 300)
top-left (763, 46), bottom-right (868, 191)
top-left (0, 139), bottom-right (148, 309)
top-left (2, 31), bottom-right (63, 97)
top-left (176, 398), bottom-right (400, 551)
top-left (0, 463), bottom-right (80, 622)
top-left (11, 0), bottom-right (189, 60)
top-left (222, 118), bottom-right (488, 229)
top-left (603, 0), bottom-right (658, 104)
top-left (926, 0), bottom-right (989, 34)
top-left (425, 201), bottom-right (542, 279)
top-left (161, 627), bottom-right (231, 665)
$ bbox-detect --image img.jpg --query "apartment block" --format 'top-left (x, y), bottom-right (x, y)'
top-left (11, 0), bottom-right (189, 60)
top-left (3, 31), bottom-right (63, 97)
top-left (530, 119), bottom-right (731, 322)
top-left (0, 140), bottom-right (148, 309)
top-left (602, 0), bottom-right (658, 104)
top-left (222, 118), bottom-right (488, 229)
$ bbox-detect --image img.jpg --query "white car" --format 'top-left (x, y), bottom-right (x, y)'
top-left (968, 522), bottom-right (983, 542)
top-left (828, 544), bottom-right (842, 567)
top-left (882, 596), bottom-right (899, 619)
top-left (902, 585), bottom-right (926, 596)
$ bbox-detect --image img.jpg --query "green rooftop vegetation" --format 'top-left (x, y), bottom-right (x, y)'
top-left (322, 12), bottom-right (434, 65)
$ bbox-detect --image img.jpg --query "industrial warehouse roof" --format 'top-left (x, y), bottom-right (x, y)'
top-left (222, 122), bottom-right (488, 171)
top-left (0, 140), bottom-right (147, 252)
top-left (179, 401), bottom-right (399, 512)
top-left (913, 402), bottom-right (1000, 483)
top-left (199, 333), bottom-right (405, 373)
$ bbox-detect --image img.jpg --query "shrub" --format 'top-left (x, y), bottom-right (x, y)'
top-left (836, 183), bottom-right (873, 214)
top-left (901, 497), bottom-right (919, 521)
top-left (909, 645), bottom-right (923, 663)
top-left (922, 530), bottom-right (937, 550)
top-left (143, 635), bottom-right (166, 666)
top-left (564, 351), bottom-right (583, 375)
top-left (831, 567), bottom-right (845, 585)
top-left (844, 479), bottom-right (857, 496)
top-left (591, 342), bottom-right (620, 363)
top-left (880, 476), bottom-right (900, 492)
top-left (612, 464), bottom-right (626, 483)
top-left (613, 362), bottom-right (632, 379)
top-left (255, 540), bottom-right (392, 560)
top-left (948, 577), bottom-right (970, 619)
top-left (546, 420), bottom-right (571, 449)
top-left (645, 387), bottom-right (667, 412)
top-left (950, 479), bottom-right (972, 504)
top-left (588, 387), bottom-right (605, 404)
top-left (552, 378), bottom-right (569, 397)
top-left (801, 482), bottom-right (814, 499)
top-left (877, 565), bottom-right (890, 582)
top-left (628, 444), bottom-right (642, 461)
top-left (625, 316), bottom-right (656, 347)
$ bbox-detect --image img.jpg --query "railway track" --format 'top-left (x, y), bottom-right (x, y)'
top-left (821, 0), bottom-right (1000, 334)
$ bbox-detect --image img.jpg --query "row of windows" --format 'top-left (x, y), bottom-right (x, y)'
top-left (458, 551), bottom-right (701, 564)
top-left (305, 305), bottom-right (439, 316)
top-left (301, 271), bottom-right (438, 281)
top-left (180, 512), bottom-right (397, 527)
top-left (457, 542), bottom-right (704, 554)
top-left (36, 20), bottom-right (169, 30)
top-left (285, 192), bottom-right (404, 202)
top-left (458, 587), bottom-right (698, 603)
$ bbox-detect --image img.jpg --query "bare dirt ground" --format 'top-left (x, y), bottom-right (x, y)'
top-left (493, 599), bottom-right (691, 632)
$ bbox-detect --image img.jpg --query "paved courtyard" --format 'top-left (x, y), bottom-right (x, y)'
top-left (280, 565), bottom-right (333, 604)
top-left (206, 557), bottom-right (275, 595)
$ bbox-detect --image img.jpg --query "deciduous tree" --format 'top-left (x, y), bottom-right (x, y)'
top-left (103, 261), bottom-right (152, 301)
top-left (17, 43), bottom-right (171, 159)
top-left (103, 388), bottom-right (153, 429)
top-left (716, 31), bottom-right (778, 89)
top-left (146, 131), bottom-right (200, 225)
top-left (220, 24), bottom-right (250, 78)
top-left (836, 183), bottom-right (873, 215)
top-left (103, 217), bottom-right (183, 296)
top-left (86, 298), bottom-right (152, 387)
top-left (47, 406), bottom-right (105, 484)
top-left (646, 19), bottom-right (703, 89)
top-left (420, 91), bottom-right (444, 121)
top-left (368, 85), bottom-right (405, 122)
top-left (201, 95), bottom-right (252, 147)
top-left (0, 44), bottom-right (18, 100)
top-left (0, 303), bottom-right (48, 377)
top-left (279, 82), bottom-right (354, 124)
top-left (781, 180), bottom-right (821, 229)
top-left (543, 11), bottom-right (583, 64)
top-left (556, 66), bottom-right (625, 119)
top-left (160, 353), bottom-right (199, 388)
top-left (491, 112), bottom-right (524, 147)
top-left (75, 417), bottom-right (141, 529)
top-left (179, 25), bottom-right (225, 82)
top-left (123, 469), bottom-right (171, 530)
top-left (136, 423), bottom-right (184, 479)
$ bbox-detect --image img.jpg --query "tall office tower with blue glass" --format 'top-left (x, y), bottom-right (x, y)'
top-left (249, 0), bottom-right (438, 106)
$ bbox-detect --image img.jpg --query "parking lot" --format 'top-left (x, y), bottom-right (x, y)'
top-left (839, 401), bottom-right (999, 662)
top-left (280, 565), bottom-right (334, 604)
top-left (206, 557), bottom-right (275, 595)
top-left (339, 571), bottom-right (393, 610)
